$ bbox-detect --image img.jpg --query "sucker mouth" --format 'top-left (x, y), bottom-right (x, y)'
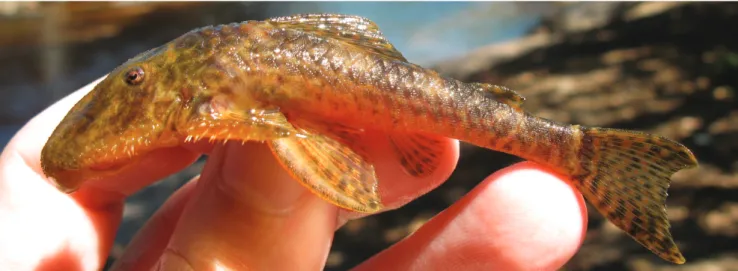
top-left (46, 168), bottom-right (95, 193)
top-left (46, 153), bottom-right (144, 193)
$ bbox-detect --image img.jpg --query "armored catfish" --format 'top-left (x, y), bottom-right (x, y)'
top-left (40, 14), bottom-right (698, 264)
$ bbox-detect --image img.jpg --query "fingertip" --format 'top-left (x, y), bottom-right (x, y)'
top-left (479, 161), bottom-right (587, 270)
top-left (355, 161), bottom-right (587, 271)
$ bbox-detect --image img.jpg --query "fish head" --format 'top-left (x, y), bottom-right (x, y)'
top-left (40, 44), bottom-right (188, 192)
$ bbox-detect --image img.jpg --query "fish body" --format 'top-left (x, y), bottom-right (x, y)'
top-left (40, 14), bottom-right (697, 264)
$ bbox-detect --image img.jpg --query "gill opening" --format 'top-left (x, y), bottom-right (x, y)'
top-left (161, 95), bottom-right (185, 138)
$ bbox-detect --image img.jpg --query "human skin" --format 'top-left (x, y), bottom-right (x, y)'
top-left (0, 77), bottom-right (587, 270)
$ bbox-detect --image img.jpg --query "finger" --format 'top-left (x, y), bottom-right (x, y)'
top-left (113, 132), bottom-right (458, 270)
top-left (157, 142), bottom-right (337, 270)
top-left (354, 162), bottom-right (588, 271)
top-left (0, 77), bottom-right (200, 270)
top-left (337, 131), bottom-right (460, 224)
top-left (110, 177), bottom-right (200, 271)
top-left (9, 76), bottom-right (202, 201)
top-left (0, 146), bottom-right (116, 270)
top-left (0, 77), bottom-right (117, 271)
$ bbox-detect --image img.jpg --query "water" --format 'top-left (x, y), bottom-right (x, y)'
top-left (0, 125), bottom-right (19, 149)
top-left (265, 2), bottom-right (545, 65)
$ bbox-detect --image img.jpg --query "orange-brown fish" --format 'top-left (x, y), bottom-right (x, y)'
top-left (40, 14), bottom-right (697, 264)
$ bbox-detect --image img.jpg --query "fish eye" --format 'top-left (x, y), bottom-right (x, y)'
top-left (124, 67), bottom-right (145, 85)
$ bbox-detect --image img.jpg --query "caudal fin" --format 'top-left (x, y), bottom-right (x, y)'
top-left (574, 127), bottom-right (698, 264)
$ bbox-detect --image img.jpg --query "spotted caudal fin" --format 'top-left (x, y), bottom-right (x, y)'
top-left (574, 127), bottom-right (698, 264)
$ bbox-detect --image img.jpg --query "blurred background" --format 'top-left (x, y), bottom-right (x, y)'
top-left (1, 2), bottom-right (737, 270)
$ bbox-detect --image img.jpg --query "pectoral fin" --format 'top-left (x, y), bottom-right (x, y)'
top-left (268, 122), bottom-right (382, 213)
top-left (389, 133), bottom-right (447, 178)
top-left (183, 107), bottom-right (298, 143)
top-left (291, 117), bottom-right (371, 159)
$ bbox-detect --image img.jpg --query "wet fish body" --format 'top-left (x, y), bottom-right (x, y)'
top-left (40, 14), bottom-right (698, 264)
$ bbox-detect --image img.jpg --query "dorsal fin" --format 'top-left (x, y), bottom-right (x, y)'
top-left (474, 83), bottom-right (525, 111)
top-left (268, 13), bottom-right (407, 61)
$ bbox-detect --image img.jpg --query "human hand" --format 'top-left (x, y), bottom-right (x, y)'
top-left (0, 78), bottom-right (587, 271)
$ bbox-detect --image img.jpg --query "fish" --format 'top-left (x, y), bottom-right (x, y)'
top-left (40, 14), bottom-right (698, 264)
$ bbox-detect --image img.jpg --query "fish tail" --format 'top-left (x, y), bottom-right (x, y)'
top-left (572, 126), bottom-right (697, 264)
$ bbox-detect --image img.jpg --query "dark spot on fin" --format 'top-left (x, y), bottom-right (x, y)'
top-left (574, 127), bottom-right (698, 264)
top-left (268, 13), bottom-right (407, 61)
top-left (474, 83), bottom-right (525, 111)
top-left (268, 120), bottom-right (382, 213)
top-left (388, 132), bottom-right (446, 178)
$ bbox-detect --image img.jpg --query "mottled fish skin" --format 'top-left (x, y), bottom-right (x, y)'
top-left (40, 14), bottom-right (698, 264)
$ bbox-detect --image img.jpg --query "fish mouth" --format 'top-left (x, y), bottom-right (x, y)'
top-left (43, 136), bottom-right (190, 193)
top-left (45, 155), bottom-right (138, 193)
top-left (47, 168), bottom-right (115, 193)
